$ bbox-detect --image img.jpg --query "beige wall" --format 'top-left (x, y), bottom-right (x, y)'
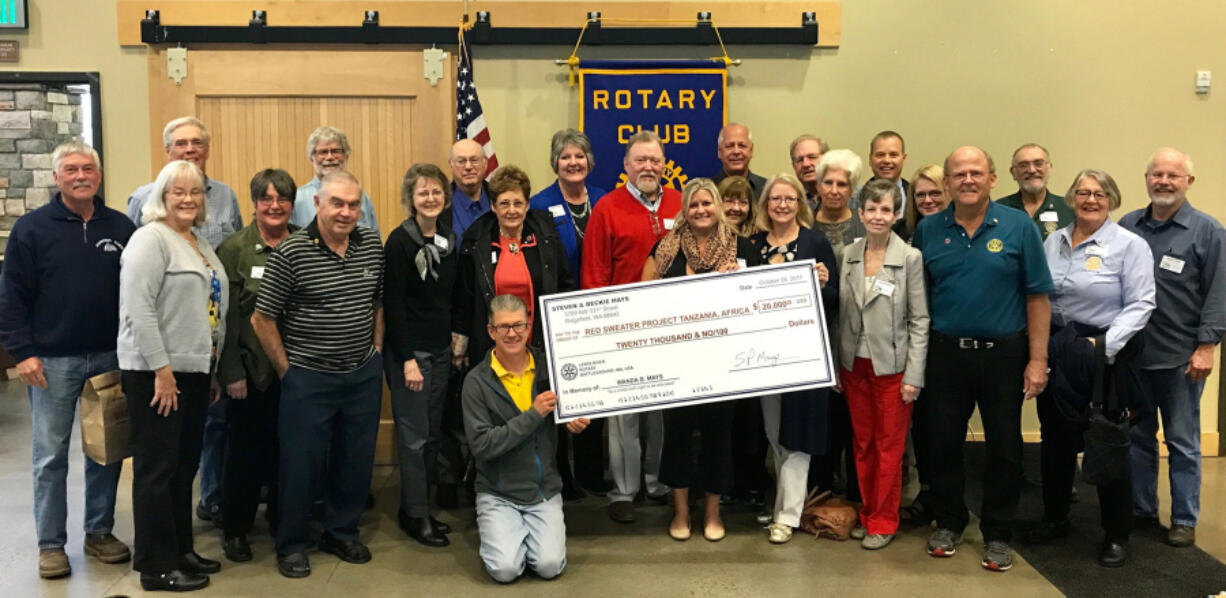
top-left (11, 0), bottom-right (1226, 441)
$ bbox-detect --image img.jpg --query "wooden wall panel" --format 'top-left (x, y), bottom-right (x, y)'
top-left (196, 96), bottom-right (415, 232)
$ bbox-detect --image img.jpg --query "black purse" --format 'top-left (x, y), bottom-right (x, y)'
top-left (1081, 334), bottom-right (1131, 486)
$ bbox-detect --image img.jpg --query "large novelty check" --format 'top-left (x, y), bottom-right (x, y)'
top-left (540, 261), bottom-right (835, 422)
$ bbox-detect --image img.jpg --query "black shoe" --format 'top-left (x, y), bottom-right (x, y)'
top-left (745, 490), bottom-right (766, 510)
top-left (436, 483), bottom-right (460, 509)
top-left (277, 552), bottom-right (310, 579)
top-left (400, 514), bottom-right (450, 548)
top-left (365, 492), bottom-right (376, 511)
top-left (1024, 519), bottom-right (1070, 544)
top-left (195, 502), bottom-right (220, 523)
top-left (319, 532), bottom-right (372, 563)
top-left (609, 500), bottom-right (635, 523)
top-left (223, 536), bottom-right (252, 563)
top-left (140, 569), bottom-right (209, 592)
top-left (1099, 540), bottom-right (1128, 567)
top-left (180, 552), bottom-right (221, 574)
top-left (562, 484), bottom-right (587, 502)
top-left (429, 516), bottom-right (452, 535)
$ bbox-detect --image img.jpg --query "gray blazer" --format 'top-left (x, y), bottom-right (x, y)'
top-left (837, 232), bottom-right (929, 387)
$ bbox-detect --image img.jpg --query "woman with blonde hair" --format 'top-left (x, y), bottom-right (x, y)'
top-left (894, 164), bottom-right (948, 242)
top-left (643, 178), bottom-right (760, 542)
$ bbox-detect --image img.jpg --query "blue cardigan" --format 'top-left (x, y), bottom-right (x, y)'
top-left (529, 180), bottom-right (606, 289)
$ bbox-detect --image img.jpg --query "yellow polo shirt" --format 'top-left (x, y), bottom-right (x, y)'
top-left (490, 352), bottom-right (536, 413)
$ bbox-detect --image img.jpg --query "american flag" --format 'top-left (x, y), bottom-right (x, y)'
top-left (456, 30), bottom-right (498, 177)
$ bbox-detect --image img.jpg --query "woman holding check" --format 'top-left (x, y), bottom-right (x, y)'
top-left (642, 178), bottom-right (760, 542)
top-left (748, 173), bottom-right (840, 543)
top-left (836, 179), bottom-right (930, 550)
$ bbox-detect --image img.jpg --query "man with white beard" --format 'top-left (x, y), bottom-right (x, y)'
top-left (290, 126), bottom-right (381, 237)
top-left (1119, 147), bottom-right (1226, 549)
top-left (996, 143), bottom-right (1071, 240)
top-left (580, 130), bottom-right (678, 523)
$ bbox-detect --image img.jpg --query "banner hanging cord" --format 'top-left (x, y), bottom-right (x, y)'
top-left (563, 17), bottom-right (737, 87)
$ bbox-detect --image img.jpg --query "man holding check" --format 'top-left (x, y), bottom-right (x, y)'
top-left (463, 294), bottom-right (589, 583)
top-left (911, 146), bottom-right (1052, 572)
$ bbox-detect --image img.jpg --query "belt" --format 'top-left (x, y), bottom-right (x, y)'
top-left (932, 330), bottom-right (1024, 350)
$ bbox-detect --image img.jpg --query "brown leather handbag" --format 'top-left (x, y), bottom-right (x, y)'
top-left (799, 488), bottom-right (859, 540)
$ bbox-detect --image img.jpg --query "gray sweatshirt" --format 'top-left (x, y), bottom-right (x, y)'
top-left (117, 220), bottom-right (229, 373)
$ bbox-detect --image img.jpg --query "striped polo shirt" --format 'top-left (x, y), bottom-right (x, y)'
top-left (255, 220), bottom-right (384, 373)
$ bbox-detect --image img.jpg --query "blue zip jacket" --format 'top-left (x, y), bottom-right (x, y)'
top-left (0, 194), bottom-right (135, 361)
top-left (529, 180), bottom-right (605, 289)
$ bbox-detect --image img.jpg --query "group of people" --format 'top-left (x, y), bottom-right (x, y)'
top-left (0, 114), bottom-right (1221, 590)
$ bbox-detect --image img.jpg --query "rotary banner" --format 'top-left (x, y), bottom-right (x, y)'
top-left (579, 60), bottom-right (727, 192)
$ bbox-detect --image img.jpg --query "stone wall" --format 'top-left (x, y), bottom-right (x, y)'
top-left (0, 84), bottom-right (84, 252)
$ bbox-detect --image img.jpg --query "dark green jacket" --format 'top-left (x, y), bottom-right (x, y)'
top-left (996, 189), bottom-right (1072, 240)
top-left (462, 348), bottom-right (561, 505)
top-left (216, 222), bottom-right (298, 390)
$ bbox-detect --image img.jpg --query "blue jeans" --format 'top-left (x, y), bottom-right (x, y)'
top-left (30, 352), bottom-right (123, 549)
top-left (475, 493), bottom-right (566, 583)
top-left (198, 394), bottom-right (227, 509)
top-left (1130, 366), bottom-right (1203, 527)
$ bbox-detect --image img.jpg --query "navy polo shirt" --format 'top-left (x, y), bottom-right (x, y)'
top-left (913, 200), bottom-right (1053, 338)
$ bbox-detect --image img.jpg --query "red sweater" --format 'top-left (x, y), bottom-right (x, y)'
top-left (580, 185), bottom-right (682, 289)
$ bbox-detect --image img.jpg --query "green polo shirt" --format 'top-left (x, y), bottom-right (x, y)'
top-left (913, 201), bottom-right (1053, 338)
top-left (215, 222), bottom-right (299, 390)
top-left (995, 189), bottom-right (1072, 240)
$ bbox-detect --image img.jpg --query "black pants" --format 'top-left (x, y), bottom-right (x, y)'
top-left (926, 332), bottom-right (1027, 543)
top-left (556, 417), bottom-right (606, 490)
top-left (911, 387), bottom-right (934, 504)
top-left (123, 370), bottom-right (210, 574)
top-left (659, 402), bottom-right (735, 494)
top-left (222, 377), bottom-right (280, 539)
top-left (276, 354), bottom-right (382, 556)
top-left (1037, 391), bottom-right (1132, 540)
top-left (438, 365), bottom-right (469, 486)
top-left (730, 398), bottom-right (771, 498)
top-left (811, 391), bottom-right (861, 502)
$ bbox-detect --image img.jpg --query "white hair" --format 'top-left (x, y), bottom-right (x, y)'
top-left (51, 140), bottom-right (100, 172)
top-left (162, 116), bottom-right (210, 147)
top-left (142, 160), bottom-right (208, 227)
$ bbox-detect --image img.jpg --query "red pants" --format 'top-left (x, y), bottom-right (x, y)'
top-left (843, 358), bottom-right (912, 535)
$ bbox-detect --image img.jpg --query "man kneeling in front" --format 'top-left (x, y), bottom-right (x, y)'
top-left (462, 294), bottom-right (589, 583)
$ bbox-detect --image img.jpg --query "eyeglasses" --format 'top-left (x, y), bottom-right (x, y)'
top-left (489, 322), bottom-right (529, 335)
top-left (171, 138), bottom-right (207, 149)
top-left (452, 157), bottom-right (483, 166)
top-left (768, 196), bottom-right (799, 205)
top-left (313, 147), bottom-right (345, 157)
top-left (167, 188), bottom-right (205, 200)
top-left (1012, 159), bottom-right (1048, 171)
top-left (1074, 189), bottom-right (1110, 200)
top-left (914, 190), bottom-right (944, 200)
top-left (257, 195), bottom-right (293, 206)
top-left (495, 200), bottom-right (527, 210)
top-left (1146, 172), bottom-right (1188, 182)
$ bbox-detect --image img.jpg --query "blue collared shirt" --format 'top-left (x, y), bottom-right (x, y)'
top-left (290, 176), bottom-right (381, 239)
top-left (1119, 200), bottom-right (1226, 368)
top-left (625, 182), bottom-right (661, 215)
top-left (1044, 219), bottom-right (1155, 359)
top-left (126, 176), bottom-right (243, 249)
top-left (451, 182), bottom-right (490, 240)
top-left (912, 200), bottom-right (1053, 338)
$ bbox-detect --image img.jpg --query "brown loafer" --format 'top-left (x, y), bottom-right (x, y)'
top-left (1167, 524), bottom-right (1196, 547)
top-left (84, 533), bottom-right (131, 564)
top-left (39, 548), bottom-right (71, 579)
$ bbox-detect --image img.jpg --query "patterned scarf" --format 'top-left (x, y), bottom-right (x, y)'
top-left (654, 220), bottom-right (737, 278)
top-left (401, 217), bottom-right (455, 281)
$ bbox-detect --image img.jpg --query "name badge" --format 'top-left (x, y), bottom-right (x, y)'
top-left (736, 258), bottom-right (747, 270)
top-left (250, 266), bottom-right (265, 279)
top-left (1039, 211), bottom-right (1059, 223)
top-left (548, 204), bottom-right (566, 218)
top-left (433, 235), bottom-right (449, 251)
top-left (1159, 254), bottom-right (1185, 274)
top-left (1085, 243), bottom-right (1109, 257)
top-left (872, 279), bottom-right (896, 297)
top-left (663, 218), bottom-right (675, 231)
top-left (491, 251), bottom-right (498, 265)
